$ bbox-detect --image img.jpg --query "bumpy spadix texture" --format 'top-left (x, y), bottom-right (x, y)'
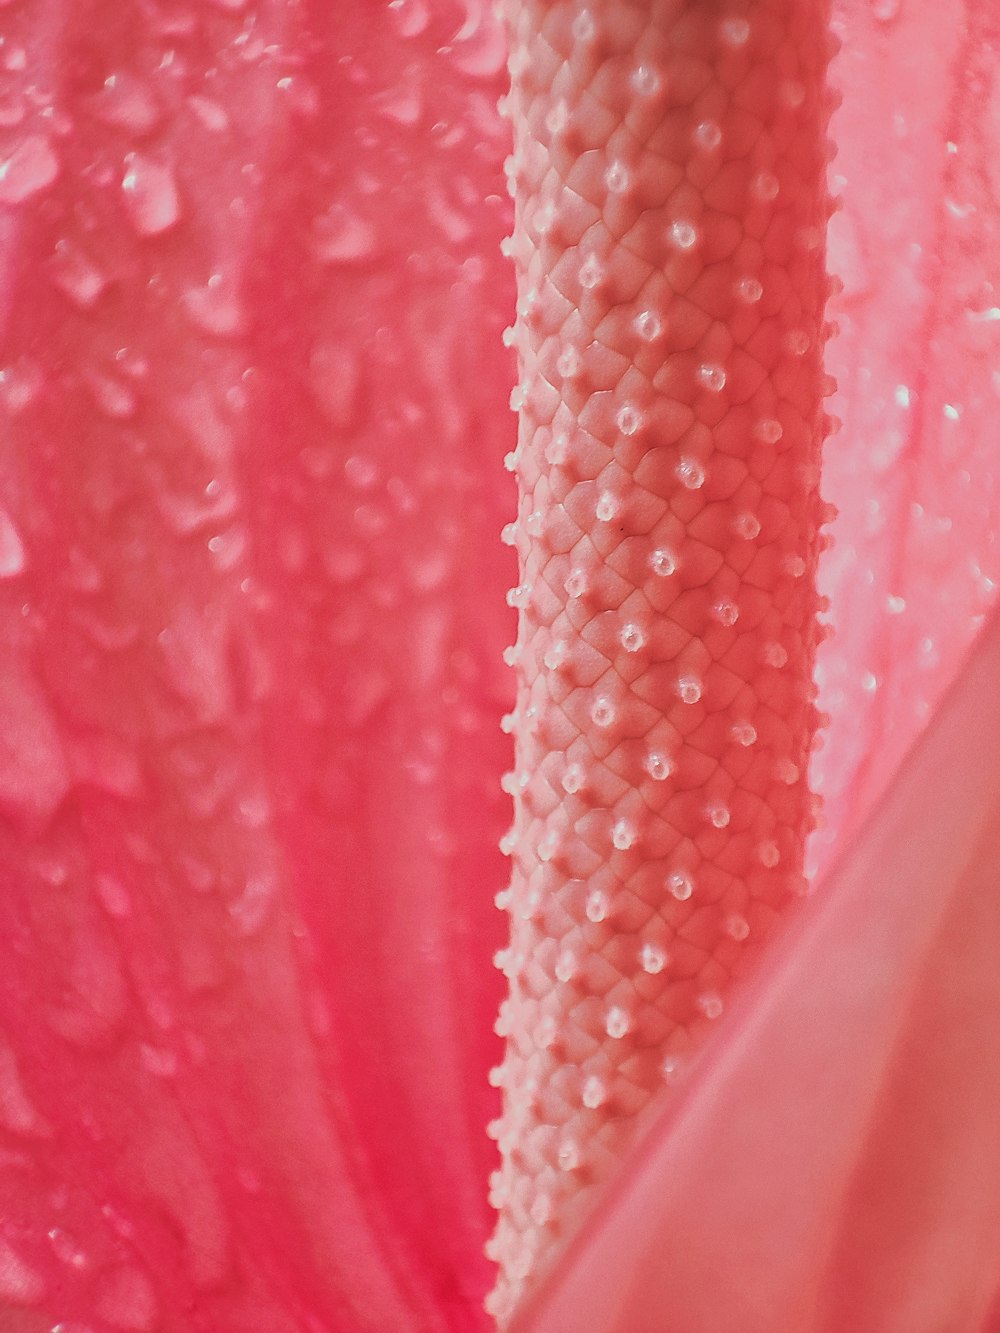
top-left (490, 0), bottom-right (834, 1315)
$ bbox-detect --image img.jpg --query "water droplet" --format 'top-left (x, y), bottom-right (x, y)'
top-left (578, 254), bottom-right (603, 289)
top-left (733, 511), bottom-right (760, 540)
top-left (506, 583), bottom-right (530, 609)
top-left (619, 623), bottom-right (645, 653)
top-left (546, 432), bottom-right (570, 466)
top-left (611, 818), bottom-right (636, 851)
top-left (668, 870), bottom-right (694, 901)
top-left (229, 870), bottom-right (277, 936)
top-left (630, 64), bottom-right (661, 97)
top-left (188, 94), bottom-right (229, 132)
top-left (47, 1227), bottom-right (88, 1271)
top-left (781, 80), bottom-right (806, 108)
top-left (735, 275), bottom-right (763, 304)
top-left (97, 71), bottom-right (161, 133)
top-left (565, 568), bottom-right (589, 598)
top-left (616, 402), bottom-right (641, 436)
top-left (50, 239), bottom-right (107, 309)
top-left (730, 721), bottom-right (757, 747)
top-left (753, 417), bottom-right (783, 444)
top-left (535, 1016), bottom-right (556, 1049)
top-left (0, 133), bottom-right (59, 204)
top-left (784, 328), bottom-right (811, 356)
top-left (121, 153), bottom-right (180, 235)
top-left (183, 273), bottom-right (246, 337)
top-left (693, 120), bottom-right (722, 151)
top-left (706, 802), bottom-right (730, 829)
top-left (543, 639), bottom-right (568, 670)
top-left (640, 942), bottom-right (667, 974)
top-left (645, 751), bottom-right (672, 781)
top-left (758, 840), bottom-right (781, 867)
top-left (774, 758), bottom-right (800, 785)
top-left (590, 696), bottom-right (616, 727)
top-left (605, 1005), bottom-right (630, 1038)
top-left (537, 829), bottom-right (558, 862)
top-left (711, 599), bottom-right (739, 627)
top-left (313, 201), bottom-right (376, 263)
top-left (544, 99), bottom-right (569, 136)
top-left (0, 510), bottom-right (25, 578)
top-left (571, 9), bottom-right (596, 41)
top-left (635, 310), bottom-right (663, 342)
top-left (784, 554), bottom-right (806, 577)
top-left (0, 1237), bottom-right (44, 1304)
top-left (94, 874), bottom-right (131, 919)
top-left (500, 522), bottom-right (518, 547)
top-left (649, 547), bottom-right (677, 577)
top-left (886, 593), bottom-right (906, 614)
top-left (556, 345), bottom-right (581, 378)
top-left (720, 16), bottom-right (751, 46)
top-left (697, 363), bottom-right (727, 393)
top-left (605, 161), bottom-right (630, 194)
top-left (389, 0), bottom-right (429, 37)
top-left (725, 913), bottom-right (750, 941)
top-left (557, 1138), bottom-right (581, 1170)
top-left (555, 949), bottom-right (579, 983)
top-left (581, 1074), bottom-right (607, 1108)
top-left (596, 491), bottom-right (620, 522)
top-left (586, 889), bottom-right (609, 923)
top-left (668, 220), bottom-right (699, 250)
top-left (697, 991), bottom-right (724, 1019)
top-left (751, 171), bottom-right (780, 202)
top-left (762, 641), bottom-right (788, 668)
top-left (676, 457), bottom-right (706, 490)
top-left (561, 762), bottom-right (585, 794)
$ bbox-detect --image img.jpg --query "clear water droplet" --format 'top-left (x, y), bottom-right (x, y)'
top-left (561, 762), bottom-right (585, 794)
top-left (649, 547), bottom-right (677, 577)
top-left (720, 16), bottom-right (751, 46)
top-left (668, 220), bottom-right (699, 250)
top-left (668, 870), bottom-right (694, 901)
top-left (711, 599), bottom-right (739, 627)
top-left (557, 1138), bottom-right (581, 1170)
top-left (693, 120), bottom-right (722, 151)
top-left (733, 511), bottom-right (760, 540)
top-left (706, 802), bottom-right (731, 828)
top-left (620, 622), bottom-right (645, 653)
top-left (0, 510), bottom-right (25, 578)
top-left (611, 818), bottom-right (636, 851)
top-left (730, 721), bottom-right (757, 747)
top-left (590, 696), bottom-right (616, 727)
top-left (697, 363), bottom-right (727, 393)
top-left (630, 64), bottom-right (661, 97)
top-left (581, 1074), bottom-right (607, 1108)
top-left (676, 457), bottom-right (706, 490)
top-left (616, 402), bottom-right (641, 435)
top-left (605, 1005), bottom-right (630, 1038)
top-left (564, 568), bottom-right (588, 598)
top-left (751, 171), bottom-right (780, 202)
top-left (635, 309), bottom-right (663, 342)
top-left (640, 942), bottom-right (667, 974)
top-left (121, 153), bottom-right (180, 235)
top-left (758, 840), bottom-right (781, 867)
top-left (596, 491), bottom-right (620, 522)
top-left (586, 889), bottom-right (609, 923)
top-left (725, 912), bottom-right (751, 941)
top-left (555, 949), bottom-right (579, 982)
top-left (605, 161), bottom-right (630, 194)
top-left (698, 991), bottom-right (724, 1019)
top-left (735, 275), bottom-right (763, 304)
top-left (645, 751), bottom-right (672, 781)
top-left (578, 254), bottom-right (603, 289)
top-left (556, 346), bottom-right (581, 378)
top-left (0, 133), bottom-right (59, 204)
top-left (753, 417), bottom-right (783, 444)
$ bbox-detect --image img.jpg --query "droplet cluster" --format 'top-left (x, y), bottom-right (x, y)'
top-left (490, 0), bottom-right (837, 1318)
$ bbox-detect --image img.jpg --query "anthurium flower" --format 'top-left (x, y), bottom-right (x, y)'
top-left (0, 2), bottom-right (995, 1333)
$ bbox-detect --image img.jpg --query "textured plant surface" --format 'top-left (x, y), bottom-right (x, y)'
top-left (488, 0), bottom-right (834, 1315)
top-left (0, 0), bottom-right (998, 1330)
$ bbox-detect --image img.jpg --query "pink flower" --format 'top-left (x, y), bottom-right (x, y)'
top-left (0, 1), bottom-right (994, 1330)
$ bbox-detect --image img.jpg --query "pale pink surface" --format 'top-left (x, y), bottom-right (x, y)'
top-left (0, 0), bottom-right (996, 1330)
